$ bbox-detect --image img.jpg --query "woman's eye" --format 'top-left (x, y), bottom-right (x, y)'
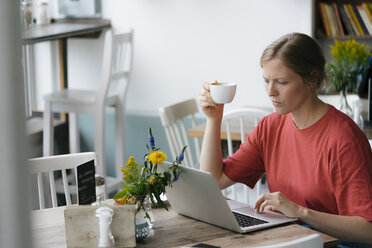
top-left (277, 81), bottom-right (288, 85)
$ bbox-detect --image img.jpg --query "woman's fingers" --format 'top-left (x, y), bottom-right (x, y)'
top-left (198, 81), bottom-right (225, 119)
top-left (254, 192), bottom-right (300, 218)
top-left (255, 192), bottom-right (283, 212)
top-left (202, 81), bottom-right (211, 91)
top-left (198, 82), bottom-right (217, 108)
top-left (254, 193), bottom-right (269, 212)
top-left (198, 93), bottom-right (215, 107)
top-left (259, 200), bottom-right (270, 213)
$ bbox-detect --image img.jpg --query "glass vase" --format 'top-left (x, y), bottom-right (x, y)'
top-left (136, 195), bottom-right (154, 229)
top-left (338, 90), bottom-right (353, 117)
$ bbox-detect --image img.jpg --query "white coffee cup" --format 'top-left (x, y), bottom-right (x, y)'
top-left (210, 82), bottom-right (237, 104)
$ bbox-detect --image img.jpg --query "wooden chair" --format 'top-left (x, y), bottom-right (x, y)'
top-left (159, 98), bottom-right (201, 169)
top-left (28, 152), bottom-right (96, 209)
top-left (222, 107), bottom-right (271, 205)
top-left (251, 233), bottom-right (323, 248)
top-left (42, 29), bottom-right (133, 197)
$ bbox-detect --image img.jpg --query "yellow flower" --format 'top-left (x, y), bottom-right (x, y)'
top-left (126, 156), bottom-right (137, 166)
top-left (120, 167), bottom-right (131, 180)
top-left (114, 194), bottom-right (136, 205)
top-left (148, 151), bottom-right (167, 164)
top-left (149, 176), bottom-right (157, 184)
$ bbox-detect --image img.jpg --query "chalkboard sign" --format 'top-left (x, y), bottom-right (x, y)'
top-left (76, 159), bottom-right (96, 205)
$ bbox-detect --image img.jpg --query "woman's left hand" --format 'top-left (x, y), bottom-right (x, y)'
top-left (254, 192), bottom-right (303, 219)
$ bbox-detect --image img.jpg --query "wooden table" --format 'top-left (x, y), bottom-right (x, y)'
top-left (21, 19), bottom-right (111, 116)
top-left (188, 122), bottom-right (254, 141)
top-left (31, 205), bottom-right (338, 248)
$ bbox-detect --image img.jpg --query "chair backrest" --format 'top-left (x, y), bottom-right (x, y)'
top-left (159, 98), bottom-right (201, 169)
top-left (222, 107), bottom-right (272, 156)
top-left (94, 29), bottom-right (133, 177)
top-left (28, 152), bottom-right (97, 209)
top-left (99, 29), bottom-right (133, 102)
top-left (251, 233), bottom-right (323, 248)
top-left (222, 107), bottom-right (271, 204)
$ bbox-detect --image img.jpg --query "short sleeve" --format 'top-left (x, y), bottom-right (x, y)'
top-left (330, 139), bottom-right (372, 221)
top-left (223, 124), bottom-right (265, 189)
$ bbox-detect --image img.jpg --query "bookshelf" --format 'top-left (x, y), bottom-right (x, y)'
top-left (313, 0), bottom-right (372, 39)
top-left (312, 0), bottom-right (372, 60)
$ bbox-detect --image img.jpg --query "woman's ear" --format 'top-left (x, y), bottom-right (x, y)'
top-left (308, 70), bottom-right (320, 89)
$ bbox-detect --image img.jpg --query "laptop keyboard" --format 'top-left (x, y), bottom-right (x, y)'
top-left (233, 212), bottom-right (268, 228)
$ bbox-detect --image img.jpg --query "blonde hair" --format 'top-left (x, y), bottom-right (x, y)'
top-left (260, 33), bottom-right (327, 90)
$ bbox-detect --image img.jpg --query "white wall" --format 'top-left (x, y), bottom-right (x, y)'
top-left (39, 0), bottom-right (312, 114)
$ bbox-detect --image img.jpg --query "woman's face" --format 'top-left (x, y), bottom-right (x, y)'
top-left (262, 58), bottom-right (312, 115)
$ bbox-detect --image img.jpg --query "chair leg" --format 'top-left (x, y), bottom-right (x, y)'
top-left (94, 109), bottom-right (106, 178)
top-left (115, 104), bottom-right (125, 180)
top-left (244, 185), bottom-right (249, 205)
top-left (68, 113), bottom-right (80, 153)
top-left (43, 101), bottom-right (54, 156)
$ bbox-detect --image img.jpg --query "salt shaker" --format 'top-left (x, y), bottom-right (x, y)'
top-left (95, 207), bottom-right (115, 247)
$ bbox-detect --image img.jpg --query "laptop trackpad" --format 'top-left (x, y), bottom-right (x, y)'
top-left (226, 199), bottom-right (249, 210)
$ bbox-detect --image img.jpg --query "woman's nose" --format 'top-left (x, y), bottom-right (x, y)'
top-left (266, 82), bottom-right (277, 96)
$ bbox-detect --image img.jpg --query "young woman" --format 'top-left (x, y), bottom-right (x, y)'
top-left (198, 33), bottom-right (372, 247)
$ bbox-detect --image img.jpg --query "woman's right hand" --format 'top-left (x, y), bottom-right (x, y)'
top-left (198, 81), bottom-right (224, 119)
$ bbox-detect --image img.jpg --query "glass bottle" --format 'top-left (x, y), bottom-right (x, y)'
top-left (95, 175), bottom-right (106, 203)
top-left (338, 90), bottom-right (353, 118)
top-left (36, 1), bottom-right (49, 25)
top-left (136, 195), bottom-right (154, 229)
top-left (21, 1), bottom-right (33, 29)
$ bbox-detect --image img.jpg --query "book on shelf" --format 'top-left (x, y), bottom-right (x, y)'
top-left (347, 4), bottom-right (365, 35)
top-left (319, 2), bottom-right (331, 37)
top-left (324, 3), bottom-right (340, 36)
top-left (358, 5), bottom-right (372, 34)
top-left (338, 4), bottom-right (356, 36)
top-left (343, 4), bottom-right (361, 36)
top-left (332, 2), bottom-right (345, 36)
top-left (368, 3), bottom-right (372, 15)
top-left (362, 2), bottom-right (372, 21)
top-left (353, 5), bottom-right (369, 35)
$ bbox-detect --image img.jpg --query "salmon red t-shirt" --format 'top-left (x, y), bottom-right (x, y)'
top-left (223, 105), bottom-right (372, 221)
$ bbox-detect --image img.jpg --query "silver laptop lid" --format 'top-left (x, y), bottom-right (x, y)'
top-left (163, 163), bottom-right (242, 232)
top-left (162, 163), bottom-right (296, 233)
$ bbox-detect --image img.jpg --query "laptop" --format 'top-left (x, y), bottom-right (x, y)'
top-left (162, 163), bottom-right (296, 233)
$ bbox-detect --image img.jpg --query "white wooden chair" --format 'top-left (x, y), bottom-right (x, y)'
top-left (250, 233), bottom-right (323, 248)
top-left (28, 152), bottom-right (96, 209)
top-left (222, 107), bottom-right (271, 205)
top-left (42, 29), bottom-right (133, 197)
top-left (159, 98), bottom-right (201, 169)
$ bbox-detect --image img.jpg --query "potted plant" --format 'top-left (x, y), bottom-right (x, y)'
top-left (326, 39), bottom-right (370, 116)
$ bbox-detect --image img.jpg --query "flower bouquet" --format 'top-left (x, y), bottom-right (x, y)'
top-left (326, 39), bottom-right (370, 116)
top-left (113, 128), bottom-right (187, 224)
